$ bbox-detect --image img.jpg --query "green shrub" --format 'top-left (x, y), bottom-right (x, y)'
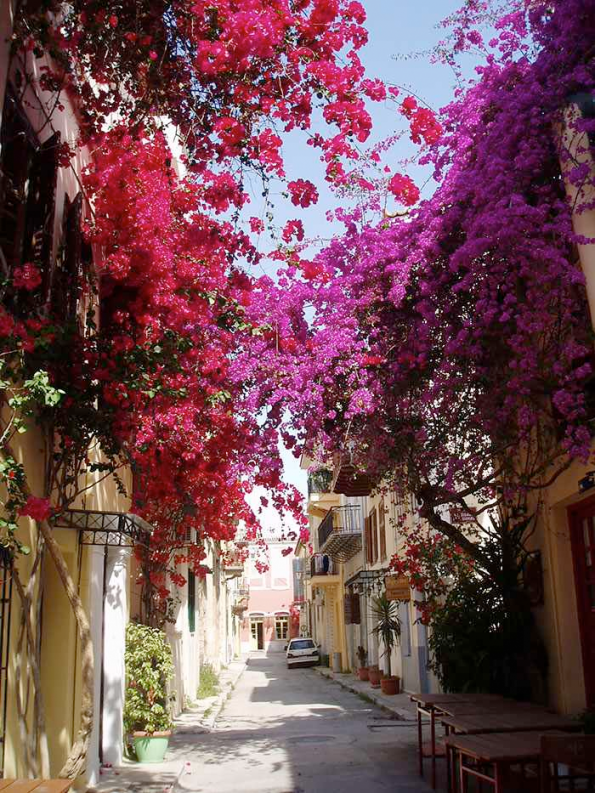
top-left (197, 663), bottom-right (219, 699)
top-left (123, 622), bottom-right (174, 735)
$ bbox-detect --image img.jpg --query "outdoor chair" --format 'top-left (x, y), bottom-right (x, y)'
top-left (540, 735), bottom-right (595, 791)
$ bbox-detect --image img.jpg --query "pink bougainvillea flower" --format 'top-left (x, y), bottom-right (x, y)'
top-left (388, 173), bottom-right (420, 205)
top-left (19, 496), bottom-right (53, 522)
top-left (13, 263), bottom-right (42, 291)
top-left (287, 179), bottom-right (319, 208)
top-left (282, 219), bottom-right (304, 243)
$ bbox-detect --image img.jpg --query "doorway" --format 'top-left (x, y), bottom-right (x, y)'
top-left (250, 617), bottom-right (264, 651)
top-left (568, 500), bottom-right (595, 707)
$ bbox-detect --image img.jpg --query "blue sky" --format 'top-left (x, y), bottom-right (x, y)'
top-left (257, 0), bottom-right (473, 499)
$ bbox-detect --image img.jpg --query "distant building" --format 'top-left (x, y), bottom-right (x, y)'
top-left (241, 528), bottom-right (297, 653)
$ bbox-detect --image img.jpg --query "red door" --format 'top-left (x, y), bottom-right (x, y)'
top-left (568, 500), bottom-right (595, 708)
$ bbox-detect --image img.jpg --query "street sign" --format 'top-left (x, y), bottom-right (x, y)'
top-left (385, 574), bottom-right (410, 601)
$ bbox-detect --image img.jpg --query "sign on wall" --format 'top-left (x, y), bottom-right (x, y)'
top-left (385, 574), bottom-right (410, 602)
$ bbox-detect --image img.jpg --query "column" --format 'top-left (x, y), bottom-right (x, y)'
top-left (86, 546), bottom-right (106, 787)
top-left (102, 546), bottom-right (130, 767)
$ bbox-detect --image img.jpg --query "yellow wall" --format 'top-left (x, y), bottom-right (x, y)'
top-left (528, 456), bottom-right (594, 714)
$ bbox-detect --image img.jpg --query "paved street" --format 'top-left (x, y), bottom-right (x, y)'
top-left (93, 653), bottom-right (436, 793)
top-left (196, 653), bottom-right (431, 793)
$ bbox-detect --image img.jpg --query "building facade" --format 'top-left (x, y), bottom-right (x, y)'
top-left (242, 535), bottom-right (297, 654)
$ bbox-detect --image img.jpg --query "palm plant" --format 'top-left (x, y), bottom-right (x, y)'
top-left (371, 594), bottom-right (401, 677)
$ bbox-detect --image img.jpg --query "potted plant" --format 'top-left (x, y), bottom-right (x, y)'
top-left (124, 622), bottom-right (175, 763)
top-left (368, 663), bottom-right (382, 688)
top-left (371, 594), bottom-right (401, 695)
top-left (356, 645), bottom-right (369, 680)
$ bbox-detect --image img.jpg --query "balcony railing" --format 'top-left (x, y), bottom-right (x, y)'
top-left (318, 505), bottom-right (363, 562)
top-left (307, 469), bottom-right (333, 496)
top-left (310, 553), bottom-right (337, 578)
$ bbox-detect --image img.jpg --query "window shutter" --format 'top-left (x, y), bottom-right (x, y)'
top-left (371, 508), bottom-right (378, 564)
top-left (23, 131), bottom-right (60, 297)
top-left (379, 501), bottom-right (387, 561)
top-left (351, 592), bottom-right (361, 625)
top-left (344, 593), bottom-right (352, 625)
top-left (52, 191), bottom-right (84, 320)
top-left (0, 86), bottom-right (37, 278)
top-left (365, 516), bottom-right (372, 565)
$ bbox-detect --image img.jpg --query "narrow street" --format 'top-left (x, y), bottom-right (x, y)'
top-left (197, 653), bottom-right (430, 793)
top-left (95, 654), bottom-right (435, 793)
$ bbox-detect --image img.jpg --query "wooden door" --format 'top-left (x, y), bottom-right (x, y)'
top-left (250, 619), bottom-right (259, 651)
top-left (568, 500), bottom-right (595, 707)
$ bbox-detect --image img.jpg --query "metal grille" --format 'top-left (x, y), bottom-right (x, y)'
top-left (0, 548), bottom-right (12, 777)
top-left (52, 509), bottom-right (151, 547)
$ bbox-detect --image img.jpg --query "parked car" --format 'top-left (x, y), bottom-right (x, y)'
top-left (285, 637), bottom-right (319, 668)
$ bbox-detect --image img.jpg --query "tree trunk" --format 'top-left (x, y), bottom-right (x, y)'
top-left (13, 565), bottom-right (50, 777)
top-left (36, 516), bottom-right (94, 779)
top-left (0, 442), bottom-right (94, 780)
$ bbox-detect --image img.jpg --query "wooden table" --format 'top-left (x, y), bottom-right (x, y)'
top-left (440, 710), bottom-right (578, 736)
top-left (0, 783), bottom-right (72, 792)
top-left (410, 693), bottom-right (508, 789)
top-left (442, 711), bottom-right (579, 793)
top-left (445, 730), bottom-right (567, 793)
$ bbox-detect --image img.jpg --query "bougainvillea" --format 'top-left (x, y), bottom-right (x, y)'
top-left (4, 0), bottom-right (446, 616)
top-left (246, 0), bottom-right (595, 579)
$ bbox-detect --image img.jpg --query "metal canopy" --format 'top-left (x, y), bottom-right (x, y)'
top-left (344, 568), bottom-right (388, 588)
top-left (53, 509), bottom-right (152, 547)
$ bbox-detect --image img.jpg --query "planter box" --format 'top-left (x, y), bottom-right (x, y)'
top-left (380, 676), bottom-right (400, 696)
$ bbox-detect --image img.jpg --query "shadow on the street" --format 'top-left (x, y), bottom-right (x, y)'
top-left (92, 658), bottom-right (531, 793)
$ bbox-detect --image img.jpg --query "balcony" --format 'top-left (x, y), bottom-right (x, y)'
top-left (222, 550), bottom-right (245, 578)
top-left (307, 469), bottom-right (333, 496)
top-left (310, 553), bottom-right (337, 578)
top-left (309, 553), bottom-right (340, 586)
top-left (332, 455), bottom-right (374, 497)
top-left (318, 505), bottom-right (363, 562)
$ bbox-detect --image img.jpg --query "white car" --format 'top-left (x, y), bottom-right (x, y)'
top-left (286, 637), bottom-right (320, 668)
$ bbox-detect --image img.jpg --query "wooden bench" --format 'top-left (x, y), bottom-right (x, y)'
top-left (0, 781), bottom-right (72, 792)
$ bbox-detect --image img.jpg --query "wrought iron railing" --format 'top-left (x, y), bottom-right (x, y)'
top-left (318, 504), bottom-right (363, 550)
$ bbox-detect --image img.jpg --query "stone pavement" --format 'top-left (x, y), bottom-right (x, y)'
top-left (86, 658), bottom-right (247, 793)
top-left (86, 653), bottom-right (436, 793)
top-left (312, 666), bottom-right (422, 723)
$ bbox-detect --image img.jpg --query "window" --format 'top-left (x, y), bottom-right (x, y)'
top-left (0, 86), bottom-right (60, 312)
top-left (379, 499), bottom-right (387, 561)
top-left (288, 639), bottom-right (315, 650)
top-left (187, 571), bottom-right (196, 634)
top-left (275, 615), bottom-right (289, 640)
top-left (51, 192), bottom-right (93, 323)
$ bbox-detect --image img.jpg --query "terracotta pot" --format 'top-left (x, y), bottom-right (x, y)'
top-left (358, 666), bottom-right (369, 681)
top-left (368, 667), bottom-right (382, 688)
top-left (380, 676), bottom-right (400, 696)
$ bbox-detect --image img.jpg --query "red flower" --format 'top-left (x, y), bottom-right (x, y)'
top-left (288, 179), bottom-right (319, 208)
top-left (13, 263), bottom-right (42, 291)
top-left (19, 496), bottom-right (53, 522)
top-left (282, 219), bottom-right (304, 243)
top-left (388, 173), bottom-right (420, 206)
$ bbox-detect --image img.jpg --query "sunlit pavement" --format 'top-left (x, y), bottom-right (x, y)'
top-left (90, 652), bottom-right (437, 793)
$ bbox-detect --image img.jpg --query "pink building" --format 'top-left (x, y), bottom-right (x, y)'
top-left (241, 540), bottom-right (298, 652)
